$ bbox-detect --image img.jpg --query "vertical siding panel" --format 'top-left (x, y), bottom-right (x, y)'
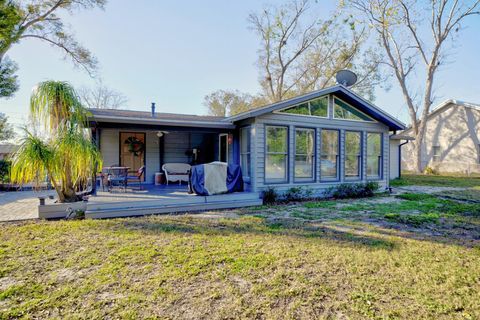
top-left (316, 128), bottom-right (321, 182)
top-left (340, 129), bottom-right (345, 183)
top-left (288, 125), bottom-right (294, 184)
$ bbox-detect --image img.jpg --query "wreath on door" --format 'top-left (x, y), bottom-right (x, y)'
top-left (124, 136), bottom-right (145, 157)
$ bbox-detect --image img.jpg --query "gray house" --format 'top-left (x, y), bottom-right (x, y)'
top-left (88, 85), bottom-right (405, 199)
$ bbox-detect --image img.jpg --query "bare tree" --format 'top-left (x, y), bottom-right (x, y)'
top-left (0, 0), bottom-right (105, 97)
top-left (348, 0), bottom-right (480, 172)
top-left (79, 83), bottom-right (128, 109)
top-left (248, 0), bottom-right (385, 102)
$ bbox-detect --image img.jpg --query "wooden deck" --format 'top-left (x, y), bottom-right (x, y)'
top-left (86, 184), bottom-right (262, 219)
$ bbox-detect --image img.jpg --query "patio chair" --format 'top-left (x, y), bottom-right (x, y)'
top-left (162, 163), bottom-right (191, 185)
top-left (127, 166), bottom-right (145, 189)
top-left (107, 167), bottom-right (128, 192)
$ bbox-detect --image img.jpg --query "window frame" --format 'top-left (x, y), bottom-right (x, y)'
top-left (333, 97), bottom-right (375, 122)
top-left (432, 145), bottom-right (441, 163)
top-left (275, 96), bottom-right (329, 119)
top-left (264, 125), bottom-right (289, 184)
top-left (218, 133), bottom-right (229, 163)
top-left (293, 127), bottom-right (316, 183)
top-left (344, 131), bottom-right (363, 181)
top-left (366, 132), bottom-right (383, 180)
top-left (239, 126), bottom-right (251, 181)
top-left (319, 128), bottom-right (340, 182)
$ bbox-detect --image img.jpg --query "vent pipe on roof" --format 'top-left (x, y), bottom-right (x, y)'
top-left (151, 102), bottom-right (156, 117)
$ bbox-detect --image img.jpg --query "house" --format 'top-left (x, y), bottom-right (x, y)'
top-left (0, 144), bottom-right (17, 160)
top-left (401, 100), bottom-right (480, 175)
top-left (88, 85), bottom-right (406, 199)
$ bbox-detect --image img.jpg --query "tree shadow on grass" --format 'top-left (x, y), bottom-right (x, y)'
top-left (115, 215), bottom-right (397, 251)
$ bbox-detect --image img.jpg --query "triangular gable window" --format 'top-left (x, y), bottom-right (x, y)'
top-left (334, 97), bottom-right (374, 122)
top-left (278, 96), bottom-right (328, 118)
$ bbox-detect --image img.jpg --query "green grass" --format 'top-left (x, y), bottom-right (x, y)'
top-left (391, 174), bottom-right (480, 188)
top-left (1, 195), bottom-right (480, 319)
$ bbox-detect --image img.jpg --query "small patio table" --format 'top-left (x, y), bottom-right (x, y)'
top-left (103, 166), bottom-right (130, 192)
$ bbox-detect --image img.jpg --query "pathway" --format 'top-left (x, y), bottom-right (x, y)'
top-left (0, 190), bottom-right (55, 222)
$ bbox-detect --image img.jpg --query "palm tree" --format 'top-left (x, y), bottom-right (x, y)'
top-left (10, 81), bottom-right (102, 203)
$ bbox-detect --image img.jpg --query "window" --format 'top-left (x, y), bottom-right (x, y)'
top-left (295, 128), bottom-right (315, 181)
top-left (334, 97), bottom-right (374, 122)
top-left (320, 130), bottom-right (339, 180)
top-left (367, 133), bottom-right (382, 178)
top-left (432, 146), bottom-right (441, 162)
top-left (265, 126), bottom-right (288, 182)
top-left (345, 131), bottom-right (362, 178)
top-left (240, 127), bottom-right (251, 179)
top-left (279, 96), bottom-right (328, 118)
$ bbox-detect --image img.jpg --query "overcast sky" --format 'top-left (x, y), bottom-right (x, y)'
top-left (1, 0), bottom-right (480, 134)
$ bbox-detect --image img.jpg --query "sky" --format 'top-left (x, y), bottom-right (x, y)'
top-left (1, 0), bottom-right (480, 135)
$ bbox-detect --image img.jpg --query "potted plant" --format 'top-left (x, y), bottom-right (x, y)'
top-left (10, 81), bottom-right (102, 218)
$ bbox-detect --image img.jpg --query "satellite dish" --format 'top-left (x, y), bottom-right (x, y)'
top-left (336, 70), bottom-right (358, 87)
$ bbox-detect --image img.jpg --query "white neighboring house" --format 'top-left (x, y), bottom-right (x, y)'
top-left (0, 144), bottom-right (17, 160)
top-left (402, 100), bottom-right (480, 175)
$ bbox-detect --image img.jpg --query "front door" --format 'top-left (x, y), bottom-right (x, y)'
top-left (219, 133), bottom-right (228, 163)
top-left (120, 132), bottom-right (145, 180)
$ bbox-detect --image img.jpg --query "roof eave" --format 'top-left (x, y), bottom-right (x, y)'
top-left (89, 115), bottom-right (236, 129)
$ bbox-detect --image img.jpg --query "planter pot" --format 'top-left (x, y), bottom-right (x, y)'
top-left (38, 201), bottom-right (87, 219)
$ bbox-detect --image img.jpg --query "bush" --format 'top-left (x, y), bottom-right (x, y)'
top-left (284, 186), bottom-right (313, 202)
top-left (327, 182), bottom-right (379, 199)
top-left (0, 160), bottom-right (11, 183)
top-left (262, 186), bottom-right (278, 205)
top-left (423, 166), bottom-right (439, 175)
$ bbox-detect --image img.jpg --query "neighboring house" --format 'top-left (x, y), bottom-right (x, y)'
top-left (88, 85), bottom-right (406, 196)
top-left (402, 100), bottom-right (480, 175)
top-left (0, 144), bottom-right (17, 160)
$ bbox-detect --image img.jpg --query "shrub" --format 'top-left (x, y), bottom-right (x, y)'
top-left (327, 182), bottom-right (380, 199)
top-left (262, 186), bottom-right (278, 205)
top-left (423, 166), bottom-right (439, 175)
top-left (0, 160), bottom-right (11, 183)
top-left (284, 186), bottom-right (314, 202)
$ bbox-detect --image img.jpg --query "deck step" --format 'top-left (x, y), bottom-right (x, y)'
top-left (85, 192), bottom-right (262, 219)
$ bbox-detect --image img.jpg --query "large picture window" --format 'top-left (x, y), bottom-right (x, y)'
top-left (334, 98), bottom-right (374, 122)
top-left (240, 127), bottom-right (251, 179)
top-left (295, 128), bottom-right (315, 181)
top-left (367, 133), bottom-right (382, 178)
top-left (345, 131), bottom-right (362, 179)
top-left (265, 126), bottom-right (288, 182)
top-left (320, 129), bottom-right (339, 180)
top-left (278, 96), bottom-right (328, 118)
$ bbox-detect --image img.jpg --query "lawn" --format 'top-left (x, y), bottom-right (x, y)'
top-left (1, 193), bottom-right (480, 319)
top-left (391, 174), bottom-right (480, 188)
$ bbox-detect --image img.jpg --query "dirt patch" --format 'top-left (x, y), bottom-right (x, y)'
top-left (393, 186), bottom-right (468, 194)
top-left (0, 277), bottom-right (22, 291)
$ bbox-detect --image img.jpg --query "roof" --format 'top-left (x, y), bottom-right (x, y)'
top-left (88, 85), bottom-right (406, 131)
top-left (390, 134), bottom-right (415, 141)
top-left (402, 99), bottom-right (480, 134)
top-left (0, 144), bottom-right (17, 154)
top-left (88, 108), bottom-right (235, 129)
top-left (224, 85), bottom-right (406, 131)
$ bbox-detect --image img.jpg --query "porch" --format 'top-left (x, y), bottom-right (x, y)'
top-left (86, 184), bottom-right (262, 219)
